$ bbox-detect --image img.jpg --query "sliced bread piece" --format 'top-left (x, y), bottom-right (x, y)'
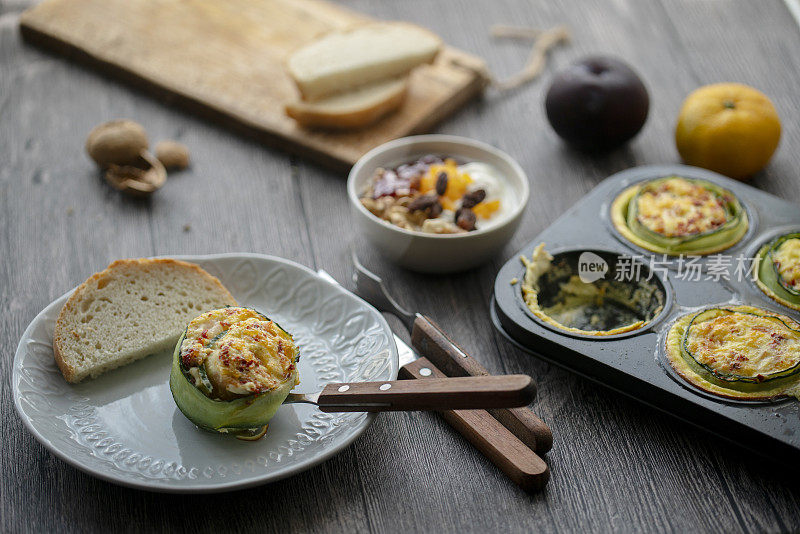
top-left (287, 22), bottom-right (441, 101)
top-left (53, 258), bottom-right (237, 383)
top-left (285, 77), bottom-right (407, 129)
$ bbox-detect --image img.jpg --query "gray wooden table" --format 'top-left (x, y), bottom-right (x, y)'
top-left (3, 0), bottom-right (800, 532)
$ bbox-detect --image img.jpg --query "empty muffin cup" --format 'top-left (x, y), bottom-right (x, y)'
top-left (518, 245), bottom-right (668, 338)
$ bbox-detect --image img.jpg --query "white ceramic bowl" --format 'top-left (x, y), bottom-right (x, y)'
top-left (348, 135), bottom-right (530, 273)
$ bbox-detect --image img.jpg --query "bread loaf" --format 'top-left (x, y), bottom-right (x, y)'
top-left (287, 22), bottom-right (441, 101)
top-left (53, 258), bottom-right (236, 383)
top-left (285, 77), bottom-right (408, 129)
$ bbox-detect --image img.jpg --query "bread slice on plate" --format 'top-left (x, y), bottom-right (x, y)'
top-left (287, 22), bottom-right (441, 101)
top-left (286, 77), bottom-right (408, 130)
top-left (53, 258), bottom-right (237, 383)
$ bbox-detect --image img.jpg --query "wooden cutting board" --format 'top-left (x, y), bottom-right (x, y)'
top-left (19, 0), bottom-right (488, 171)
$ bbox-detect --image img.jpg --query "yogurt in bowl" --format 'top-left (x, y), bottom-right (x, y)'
top-left (460, 161), bottom-right (517, 230)
top-left (348, 135), bottom-right (530, 273)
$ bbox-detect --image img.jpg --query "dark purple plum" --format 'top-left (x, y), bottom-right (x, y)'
top-left (545, 56), bottom-right (649, 152)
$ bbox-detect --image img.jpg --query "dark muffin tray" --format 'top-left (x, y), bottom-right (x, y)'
top-left (492, 164), bottom-right (800, 461)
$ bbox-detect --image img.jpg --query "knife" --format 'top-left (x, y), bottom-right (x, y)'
top-left (349, 254), bottom-right (553, 454)
top-left (318, 269), bottom-right (550, 492)
top-left (284, 373), bottom-right (535, 411)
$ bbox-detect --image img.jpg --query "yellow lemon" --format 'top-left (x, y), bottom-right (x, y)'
top-left (675, 83), bottom-right (781, 180)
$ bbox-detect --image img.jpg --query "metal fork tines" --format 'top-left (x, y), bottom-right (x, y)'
top-left (351, 250), bottom-right (415, 331)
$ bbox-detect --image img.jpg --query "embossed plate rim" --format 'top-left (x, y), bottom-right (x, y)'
top-left (13, 252), bottom-right (399, 493)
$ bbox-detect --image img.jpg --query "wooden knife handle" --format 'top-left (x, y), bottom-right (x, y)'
top-left (400, 358), bottom-right (549, 492)
top-left (317, 374), bottom-right (535, 412)
top-left (411, 314), bottom-right (553, 453)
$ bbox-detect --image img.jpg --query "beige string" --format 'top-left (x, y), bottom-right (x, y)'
top-left (490, 24), bottom-right (570, 91)
top-left (489, 25), bottom-right (544, 40)
top-left (450, 24), bottom-right (570, 92)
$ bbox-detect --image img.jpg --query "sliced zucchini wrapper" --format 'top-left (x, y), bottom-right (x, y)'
top-left (666, 305), bottom-right (800, 399)
top-left (611, 176), bottom-right (748, 256)
top-left (169, 309), bottom-right (299, 435)
top-left (755, 232), bottom-right (800, 311)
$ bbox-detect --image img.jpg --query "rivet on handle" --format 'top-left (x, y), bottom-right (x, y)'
top-left (338, 385), bottom-right (350, 392)
top-left (379, 383), bottom-right (392, 391)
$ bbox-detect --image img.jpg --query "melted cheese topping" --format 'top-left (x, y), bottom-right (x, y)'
top-left (636, 177), bottom-right (728, 237)
top-left (773, 238), bottom-right (800, 291)
top-left (181, 307), bottom-right (262, 368)
top-left (686, 313), bottom-right (800, 379)
top-left (180, 307), bottom-right (299, 400)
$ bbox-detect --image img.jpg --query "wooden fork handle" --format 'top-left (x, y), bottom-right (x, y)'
top-left (411, 314), bottom-right (553, 453)
top-left (400, 357), bottom-right (550, 492)
top-left (317, 374), bottom-right (535, 412)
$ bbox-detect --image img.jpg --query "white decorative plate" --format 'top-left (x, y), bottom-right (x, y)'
top-left (13, 254), bottom-right (398, 493)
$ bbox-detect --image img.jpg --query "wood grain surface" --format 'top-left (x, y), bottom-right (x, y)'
top-left (411, 314), bottom-right (553, 452)
top-left (399, 357), bottom-right (549, 493)
top-left (2, 0), bottom-right (800, 533)
top-left (18, 0), bottom-right (487, 170)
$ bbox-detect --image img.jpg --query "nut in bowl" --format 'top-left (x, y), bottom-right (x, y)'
top-left (348, 135), bottom-right (530, 273)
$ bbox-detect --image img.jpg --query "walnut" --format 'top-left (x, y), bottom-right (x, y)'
top-left (387, 206), bottom-right (413, 229)
top-left (407, 209), bottom-right (428, 227)
top-left (85, 120), bottom-right (149, 168)
top-left (155, 140), bottom-right (190, 170)
top-left (361, 197), bottom-right (382, 216)
top-left (104, 150), bottom-right (166, 197)
top-left (361, 196), bottom-right (396, 217)
top-left (422, 218), bottom-right (463, 234)
top-left (395, 196), bottom-right (413, 207)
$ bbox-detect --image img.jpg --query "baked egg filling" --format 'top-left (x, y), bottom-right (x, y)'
top-left (180, 307), bottom-right (299, 401)
top-left (755, 232), bottom-right (800, 311)
top-left (666, 305), bottom-right (800, 400)
top-left (610, 175), bottom-right (748, 255)
top-left (685, 313), bottom-right (800, 380)
top-left (773, 237), bottom-right (800, 293)
top-left (635, 176), bottom-right (728, 237)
